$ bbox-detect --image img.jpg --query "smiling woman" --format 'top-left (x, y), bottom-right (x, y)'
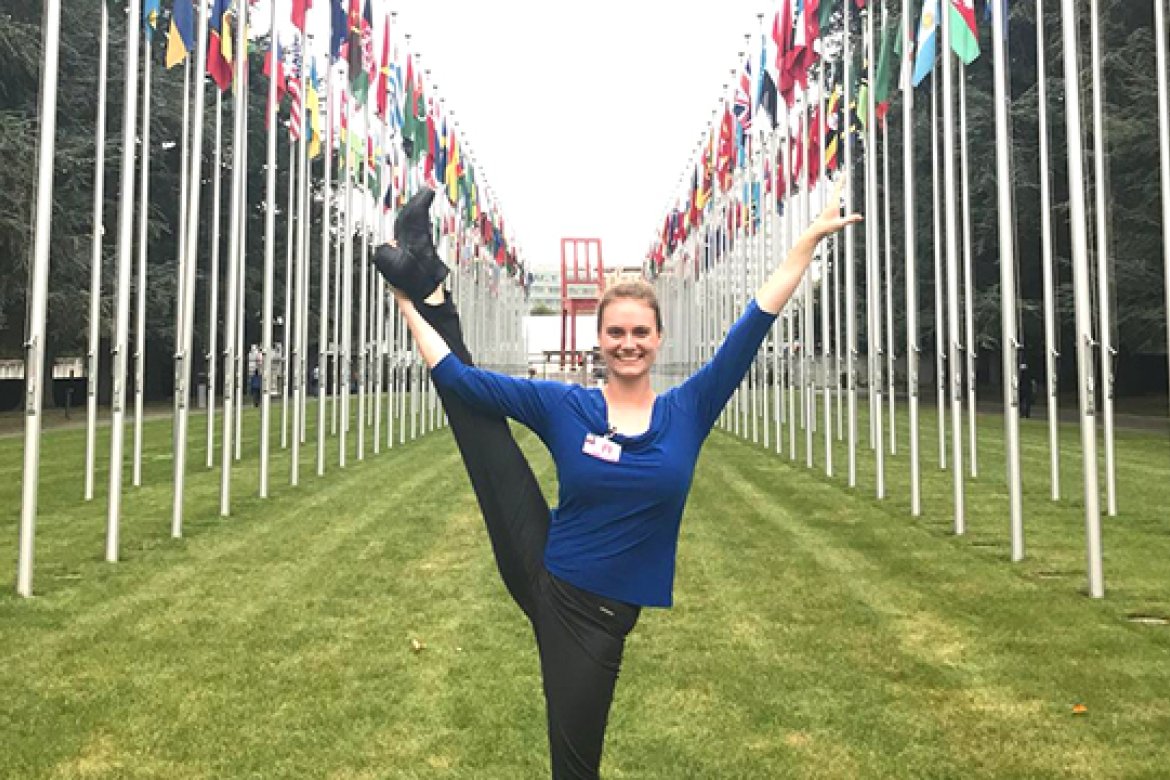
top-left (373, 184), bottom-right (860, 780)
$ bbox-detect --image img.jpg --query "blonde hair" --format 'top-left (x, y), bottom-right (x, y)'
top-left (597, 281), bottom-right (663, 333)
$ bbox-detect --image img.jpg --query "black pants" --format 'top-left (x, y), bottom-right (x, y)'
top-left (418, 298), bottom-right (640, 780)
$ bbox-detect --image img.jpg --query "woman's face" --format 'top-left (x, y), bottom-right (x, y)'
top-left (598, 298), bottom-right (662, 381)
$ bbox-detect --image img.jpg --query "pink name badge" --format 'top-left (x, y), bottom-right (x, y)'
top-left (582, 433), bottom-right (622, 463)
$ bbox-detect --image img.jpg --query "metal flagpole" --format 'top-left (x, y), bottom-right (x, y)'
top-left (341, 92), bottom-right (355, 467)
top-left (318, 55), bottom-right (334, 477)
top-left (85, 1), bottom-right (109, 502)
top-left (106, 0), bottom-right (143, 561)
top-left (959, 67), bottom-right (977, 478)
top-left (333, 93), bottom-right (343, 440)
top-left (357, 104), bottom-right (371, 461)
top-left (1089, 0), bottom-right (1117, 516)
top-left (1058, 0), bottom-right (1104, 598)
top-left (991, 0), bottom-right (1024, 560)
top-left (207, 88), bottom-right (223, 470)
top-left (932, 71), bottom-right (947, 470)
top-left (16, 0), bottom-right (62, 597)
top-left (221, 0), bottom-right (249, 515)
top-left (133, 31), bottom-right (156, 488)
top-left (291, 59), bottom-right (310, 483)
top-left (282, 140), bottom-right (295, 449)
top-left (1036, 0), bottom-right (1060, 500)
top-left (234, 98), bottom-right (247, 464)
top-left (171, 0), bottom-right (210, 535)
top-left (844, 1), bottom-right (859, 487)
top-left (820, 64), bottom-right (833, 477)
top-left (1157, 0), bottom-right (1170, 425)
top-left (165, 56), bottom-right (191, 478)
top-left (942, 0), bottom-right (966, 532)
top-left (834, 204), bottom-right (843, 441)
top-left (866, 2), bottom-right (886, 498)
top-left (903, 0), bottom-right (921, 516)
top-left (260, 0), bottom-right (280, 499)
top-left (881, 0), bottom-right (896, 458)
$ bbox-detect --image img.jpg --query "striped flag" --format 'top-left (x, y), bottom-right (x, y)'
top-left (911, 0), bottom-right (938, 87)
top-left (286, 40), bottom-right (304, 141)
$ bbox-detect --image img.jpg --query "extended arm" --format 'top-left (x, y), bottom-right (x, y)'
top-left (756, 179), bottom-right (862, 315)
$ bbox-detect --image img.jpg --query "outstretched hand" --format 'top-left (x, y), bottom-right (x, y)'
top-left (806, 178), bottom-right (863, 242)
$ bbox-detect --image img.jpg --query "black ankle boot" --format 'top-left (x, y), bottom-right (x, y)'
top-left (371, 243), bottom-right (447, 301)
top-left (394, 187), bottom-right (448, 289)
top-left (370, 187), bottom-right (448, 301)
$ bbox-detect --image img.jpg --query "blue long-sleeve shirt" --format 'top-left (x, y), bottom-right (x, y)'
top-left (430, 300), bottom-right (777, 607)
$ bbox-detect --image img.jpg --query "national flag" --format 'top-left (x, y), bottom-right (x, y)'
top-left (286, 41), bottom-right (304, 142)
top-left (873, 12), bottom-right (898, 125)
top-left (207, 0), bottom-right (234, 90)
top-left (716, 107), bottom-right (735, 192)
top-left (807, 104), bottom-right (822, 186)
top-left (291, 0), bottom-right (310, 33)
top-left (376, 13), bottom-right (391, 119)
top-left (306, 60), bottom-right (322, 159)
top-left (166, 0), bottom-right (195, 69)
top-left (386, 51), bottom-right (403, 129)
top-left (262, 41), bottom-right (288, 105)
top-left (445, 127), bottom-right (462, 206)
top-left (773, 3), bottom-right (796, 107)
top-left (818, 0), bottom-right (838, 29)
top-left (949, 0), bottom-right (980, 64)
top-left (734, 57), bottom-right (753, 133)
top-left (758, 69), bottom-right (779, 130)
top-left (143, 0), bottom-right (160, 41)
top-left (784, 0), bottom-right (821, 93)
top-left (911, 0), bottom-right (938, 87)
top-left (824, 83), bottom-right (842, 173)
top-left (330, 0), bottom-right (347, 58)
top-left (347, 0), bottom-right (369, 103)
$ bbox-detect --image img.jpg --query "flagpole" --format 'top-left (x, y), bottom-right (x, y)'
top-left (1036, 0), bottom-right (1059, 500)
top-left (991, 0), bottom-right (1024, 560)
top-left (282, 140), bottom-right (295, 450)
top-left (318, 55), bottom-right (334, 477)
top-left (1058, 0), bottom-right (1104, 598)
top-left (1089, 0), bottom-right (1117, 517)
top-left (959, 66), bottom-right (977, 479)
top-left (942, 0), bottom-right (966, 532)
top-left (932, 72), bottom-right (947, 471)
top-left (902, 0), bottom-right (920, 516)
top-left (221, 0), bottom-right (249, 515)
top-left (85, 0), bottom-right (109, 503)
top-left (844, 1), bottom-right (859, 488)
top-left (106, 0), bottom-right (143, 560)
top-left (294, 56), bottom-right (311, 471)
top-left (340, 88), bottom-right (355, 468)
top-left (290, 76), bottom-right (308, 483)
top-left (207, 88), bottom-right (223, 470)
top-left (234, 91), bottom-right (248, 466)
top-left (172, 0), bottom-right (210, 534)
top-left (357, 101), bottom-right (371, 462)
top-left (820, 63), bottom-right (832, 477)
top-left (1156, 0), bottom-right (1170, 426)
top-left (133, 42), bottom-right (155, 489)
top-left (260, 0), bottom-right (280, 499)
top-left (881, 0), bottom-right (896, 460)
top-left (866, 1), bottom-right (886, 498)
top-left (16, 0), bottom-right (62, 596)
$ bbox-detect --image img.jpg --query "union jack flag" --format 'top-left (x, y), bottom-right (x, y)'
top-left (733, 58), bottom-right (753, 133)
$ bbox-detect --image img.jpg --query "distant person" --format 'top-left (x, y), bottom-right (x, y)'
top-left (250, 369), bottom-right (262, 408)
top-left (1019, 363), bottom-right (1035, 419)
top-left (371, 184), bottom-right (860, 780)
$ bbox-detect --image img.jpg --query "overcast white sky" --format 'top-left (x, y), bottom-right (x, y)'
top-left (297, 0), bottom-right (771, 270)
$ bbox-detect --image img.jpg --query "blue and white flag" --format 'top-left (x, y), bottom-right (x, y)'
top-left (911, 0), bottom-right (939, 88)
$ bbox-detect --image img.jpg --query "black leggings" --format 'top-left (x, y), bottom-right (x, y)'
top-left (418, 298), bottom-right (640, 780)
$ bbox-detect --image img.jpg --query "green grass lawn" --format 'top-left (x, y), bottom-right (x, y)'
top-left (1, 392), bottom-right (1168, 779)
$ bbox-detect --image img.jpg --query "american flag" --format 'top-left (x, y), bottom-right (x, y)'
top-left (286, 39), bottom-right (304, 141)
top-left (733, 58), bottom-right (753, 133)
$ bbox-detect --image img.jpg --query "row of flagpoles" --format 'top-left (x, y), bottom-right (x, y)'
top-left (647, 0), bottom-right (1170, 599)
top-left (16, 0), bottom-right (530, 597)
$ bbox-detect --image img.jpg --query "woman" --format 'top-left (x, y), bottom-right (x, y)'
top-left (372, 185), bottom-right (860, 779)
